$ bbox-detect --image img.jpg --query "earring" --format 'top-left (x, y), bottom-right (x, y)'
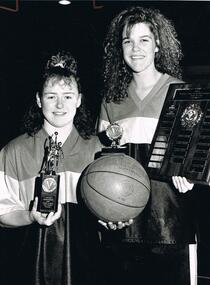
top-left (155, 47), bottom-right (159, 53)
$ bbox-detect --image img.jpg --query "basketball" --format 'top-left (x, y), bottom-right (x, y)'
top-left (80, 154), bottom-right (150, 222)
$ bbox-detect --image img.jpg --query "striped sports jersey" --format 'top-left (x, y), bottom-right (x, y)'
top-left (0, 127), bottom-right (101, 215)
top-left (99, 74), bottom-right (182, 145)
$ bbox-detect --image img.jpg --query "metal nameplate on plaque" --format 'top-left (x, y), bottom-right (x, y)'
top-left (147, 83), bottom-right (210, 185)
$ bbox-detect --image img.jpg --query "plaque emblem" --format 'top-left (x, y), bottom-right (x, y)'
top-left (42, 177), bottom-right (57, 193)
top-left (181, 103), bottom-right (203, 128)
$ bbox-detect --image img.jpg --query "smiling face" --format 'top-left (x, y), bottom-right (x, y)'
top-left (122, 22), bottom-right (158, 74)
top-left (36, 76), bottom-right (81, 129)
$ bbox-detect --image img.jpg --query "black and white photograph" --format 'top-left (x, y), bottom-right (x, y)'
top-left (0, 1), bottom-right (210, 285)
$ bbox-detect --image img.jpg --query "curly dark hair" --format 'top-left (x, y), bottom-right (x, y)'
top-left (22, 51), bottom-right (94, 139)
top-left (103, 6), bottom-right (183, 103)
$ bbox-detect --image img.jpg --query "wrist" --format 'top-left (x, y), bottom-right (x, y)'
top-left (29, 211), bottom-right (36, 224)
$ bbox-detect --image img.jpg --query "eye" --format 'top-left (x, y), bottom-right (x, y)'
top-left (64, 94), bottom-right (73, 99)
top-left (140, 38), bottom-right (149, 43)
top-left (122, 39), bottom-right (132, 45)
top-left (46, 95), bottom-right (56, 100)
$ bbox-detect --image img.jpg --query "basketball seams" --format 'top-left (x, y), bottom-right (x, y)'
top-left (90, 155), bottom-right (148, 176)
top-left (80, 154), bottom-right (151, 222)
top-left (81, 182), bottom-right (145, 222)
top-left (82, 173), bottom-right (148, 208)
top-left (86, 170), bottom-right (150, 193)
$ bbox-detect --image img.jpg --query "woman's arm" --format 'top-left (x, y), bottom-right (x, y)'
top-left (0, 197), bottom-right (62, 228)
top-left (0, 209), bottom-right (34, 228)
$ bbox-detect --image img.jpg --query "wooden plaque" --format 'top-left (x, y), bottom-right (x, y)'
top-left (147, 83), bottom-right (210, 185)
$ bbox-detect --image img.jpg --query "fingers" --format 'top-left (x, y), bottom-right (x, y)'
top-left (30, 199), bottom-right (62, 226)
top-left (44, 211), bottom-right (58, 226)
top-left (116, 221), bottom-right (124, 230)
top-left (29, 197), bottom-right (38, 223)
top-left (124, 219), bottom-right (134, 226)
top-left (98, 220), bottom-right (109, 229)
top-left (42, 204), bottom-right (62, 226)
top-left (97, 220), bottom-right (117, 230)
top-left (108, 222), bottom-right (117, 230)
top-left (98, 220), bottom-right (117, 230)
top-left (172, 176), bottom-right (194, 193)
top-left (31, 197), bottom-right (38, 212)
top-left (44, 204), bottom-right (62, 226)
top-left (98, 219), bottom-right (134, 230)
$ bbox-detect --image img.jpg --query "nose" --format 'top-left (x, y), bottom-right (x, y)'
top-left (56, 97), bottom-right (63, 109)
top-left (132, 41), bottom-right (141, 51)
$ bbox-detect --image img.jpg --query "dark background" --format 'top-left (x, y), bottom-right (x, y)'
top-left (1, 1), bottom-right (210, 284)
top-left (1, 0), bottom-right (210, 147)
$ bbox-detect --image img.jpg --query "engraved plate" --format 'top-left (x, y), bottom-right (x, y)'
top-left (38, 173), bottom-right (60, 213)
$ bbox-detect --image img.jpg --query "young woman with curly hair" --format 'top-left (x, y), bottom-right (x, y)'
top-left (98, 6), bottom-right (196, 285)
top-left (102, 6), bottom-right (183, 103)
top-left (0, 51), bottom-right (101, 285)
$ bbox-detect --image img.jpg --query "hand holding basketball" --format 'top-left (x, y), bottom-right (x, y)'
top-left (98, 219), bottom-right (134, 230)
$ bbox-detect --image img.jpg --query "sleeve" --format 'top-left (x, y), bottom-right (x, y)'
top-left (0, 145), bottom-right (25, 216)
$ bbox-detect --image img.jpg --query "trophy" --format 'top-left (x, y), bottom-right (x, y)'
top-left (100, 123), bottom-right (128, 155)
top-left (37, 132), bottom-right (62, 213)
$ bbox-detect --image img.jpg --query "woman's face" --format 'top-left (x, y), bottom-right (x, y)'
top-left (122, 22), bottom-right (158, 74)
top-left (36, 76), bottom-right (81, 129)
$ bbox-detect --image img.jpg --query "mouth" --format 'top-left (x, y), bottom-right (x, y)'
top-left (131, 55), bottom-right (145, 60)
top-left (53, 112), bottom-right (67, 116)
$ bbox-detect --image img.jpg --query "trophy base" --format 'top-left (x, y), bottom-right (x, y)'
top-left (99, 144), bottom-right (149, 164)
top-left (36, 173), bottom-right (60, 213)
top-left (100, 145), bottom-right (128, 156)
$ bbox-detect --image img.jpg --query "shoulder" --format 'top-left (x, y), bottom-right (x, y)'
top-left (80, 135), bottom-right (102, 162)
top-left (2, 130), bottom-right (44, 157)
top-left (81, 135), bottom-right (102, 152)
top-left (0, 133), bottom-right (33, 171)
top-left (65, 134), bottom-right (102, 172)
top-left (156, 74), bottom-right (183, 98)
top-left (165, 74), bottom-right (184, 85)
top-left (3, 133), bottom-right (31, 153)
